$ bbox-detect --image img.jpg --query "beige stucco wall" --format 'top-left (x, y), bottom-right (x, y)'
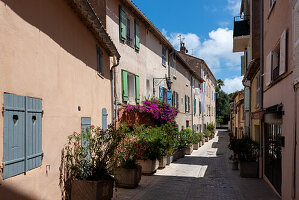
top-left (106, 0), bottom-right (168, 108)
top-left (169, 59), bottom-right (192, 130)
top-left (263, 0), bottom-right (297, 198)
top-left (0, 0), bottom-right (113, 199)
top-left (250, 71), bottom-right (261, 143)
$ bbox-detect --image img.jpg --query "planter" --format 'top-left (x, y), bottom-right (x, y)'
top-left (184, 145), bottom-right (193, 155)
top-left (240, 161), bottom-right (258, 178)
top-left (173, 150), bottom-right (180, 161)
top-left (193, 143), bottom-right (199, 150)
top-left (114, 166), bottom-right (142, 188)
top-left (179, 149), bottom-right (185, 158)
top-left (137, 159), bottom-right (159, 175)
top-left (199, 141), bottom-right (203, 147)
top-left (158, 156), bottom-right (167, 169)
top-left (166, 155), bottom-right (173, 165)
top-left (232, 161), bottom-right (239, 170)
top-left (202, 140), bottom-right (205, 145)
top-left (71, 178), bottom-right (114, 200)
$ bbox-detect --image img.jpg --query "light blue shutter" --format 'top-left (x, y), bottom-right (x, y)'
top-left (26, 97), bottom-right (43, 172)
top-left (102, 108), bottom-right (108, 131)
top-left (159, 86), bottom-right (163, 102)
top-left (167, 89), bottom-right (172, 105)
top-left (3, 93), bottom-right (26, 179)
top-left (244, 87), bottom-right (250, 111)
top-left (81, 117), bottom-right (91, 147)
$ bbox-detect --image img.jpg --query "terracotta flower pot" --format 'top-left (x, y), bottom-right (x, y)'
top-left (173, 150), bottom-right (180, 161)
top-left (114, 166), bottom-right (142, 188)
top-left (137, 159), bottom-right (159, 175)
top-left (199, 141), bottom-right (203, 147)
top-left (158, 156), bottom-right (167, 169)
top-left (193, 143), bottom-right (199, 150)
top-left (71, 178), bottom-right (114, 200)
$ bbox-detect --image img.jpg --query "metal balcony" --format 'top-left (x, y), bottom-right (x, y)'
top-left (233, 16), bottom-right (250, 52)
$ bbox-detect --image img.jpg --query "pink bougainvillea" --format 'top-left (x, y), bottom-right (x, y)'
top-left (125, 99), bottom-right (178, 126)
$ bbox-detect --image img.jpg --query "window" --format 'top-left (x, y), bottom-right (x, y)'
top-left (186, 121), bottom-right (190, 128)
top-left (265, 30), bottom-right (287, 86)
top-left (172, 58), bottom-right (177, 77)
top-left (134, 20), bottom-right (140, 51)
top-left (172, 91), bottom-right (179, 109)
top-left (185, 95), bottom-right (190, 113)
top-left (186, 71), bottom-right (189, 86)
top-left (121, 70), bottom-right (140, 103)
top-left (194, 98), bottom-right (196, 114)
top-left (126, 18), bottom-right (131, 44)
top-left (163, 87), bottom-right (167, 103)
top-left (162, 46), bottom-right (166, 66)
top-left (3, 93), bottom-right (43, 179)
top-left (97, 47), bottom-right (103, 75)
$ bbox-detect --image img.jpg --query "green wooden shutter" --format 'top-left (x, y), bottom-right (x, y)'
top-left (194, 99), bottom-right (196, 114)
top-left (122, 70), bottom-right (129, 101)
top-left (102, 108), bottom-right (108, 131)
top-left (135, 75), bottom-right (140, 103)
top-left (119, 5), bottom-right (126, 41)
top-left (199, 101), bottom-right (201, 114)
top-left (135, 20), bottom-right (140, 50)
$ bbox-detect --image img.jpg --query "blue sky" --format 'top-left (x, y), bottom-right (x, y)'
top-left (132, 0), bottom-right (243, 93)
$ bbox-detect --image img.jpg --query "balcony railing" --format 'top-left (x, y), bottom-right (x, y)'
top-left (233, 16), bottom-right (250, 37)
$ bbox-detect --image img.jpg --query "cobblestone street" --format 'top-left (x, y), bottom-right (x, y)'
top-left (113, 130), bottom-right (279, 200)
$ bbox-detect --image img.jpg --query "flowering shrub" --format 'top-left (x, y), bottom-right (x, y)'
top-left (125, 98), bottom-right (178, 126)
top-left (63, 124), bottom-right (127, 181)
top-left (114, 135), bottom-right (147, 169)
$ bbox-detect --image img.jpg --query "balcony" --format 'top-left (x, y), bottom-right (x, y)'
top-left (233, 16), bottom-right (250, 52)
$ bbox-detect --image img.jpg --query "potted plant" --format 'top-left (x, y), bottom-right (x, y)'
top-left (207, 123), bottom-right (216, 139)
top-left (178, 129), bottom-right (193, 155)
top-left (136, 126), bottom-right (165, 175)
top-left (160, 122), bottom-right (176, 166)
top-left (64, 124), bottom-right (125, 200)
top-left (203, 129), bottom-right (211, 142)
top-left (114, 133), bottom-right (147, 188)
top-left (229, 136), bottom-right (259, 177)
top-left (192, 132), bottom-right (201, 150)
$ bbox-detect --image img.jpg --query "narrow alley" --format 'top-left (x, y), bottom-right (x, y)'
top-left (113, 130), bottom-right (279, 200)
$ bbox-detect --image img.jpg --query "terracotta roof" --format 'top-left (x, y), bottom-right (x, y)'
top-left (177, 52), bottom-right (217, 83)
top-left (66, 0), bottom-right (120, 58)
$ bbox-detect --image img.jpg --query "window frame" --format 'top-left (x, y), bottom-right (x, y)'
top-left (162, 46), bottom-right (167, 67)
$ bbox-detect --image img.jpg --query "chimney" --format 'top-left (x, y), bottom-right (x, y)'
top-left (180, 42), bottom-right (188, 54)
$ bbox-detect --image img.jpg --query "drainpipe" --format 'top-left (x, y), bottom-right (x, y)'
top-left (259, 0), bottom-right (264, 179)
top-left (191, 76), bottom-right (194, 131)
top-left (293, 84), bottom-right (298, 199)
top-left (111, 56), bottom-right (120, 127)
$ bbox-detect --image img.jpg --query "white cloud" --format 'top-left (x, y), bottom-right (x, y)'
top-left (222, 76), bottom-right (244, 94)
top-left (227, 0), bottom-right (242, 16)
top-left (164, 28), bottom-right (242, 74)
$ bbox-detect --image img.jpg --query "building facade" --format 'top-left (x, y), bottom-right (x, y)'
top-left (230, 91), bottom-right (245, 139)
top-left (0, 0), bottom-right (120, 199)
top-left (233, 0), bottom-right (299, 198)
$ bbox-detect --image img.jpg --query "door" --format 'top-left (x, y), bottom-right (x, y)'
top-left (264, 123), bottom-right (282, 195)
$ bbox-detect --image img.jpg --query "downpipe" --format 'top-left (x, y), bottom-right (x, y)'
top-left (111, 56), bottom-right (120, 128)
top-left (293, 83), bottom-right (298, 199)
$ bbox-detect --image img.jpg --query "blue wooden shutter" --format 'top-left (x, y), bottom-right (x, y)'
top-left (3, 93), bottom-right (26, 179)
top-left (26, 97), bottom-right (43, 172)
top-left (81, 117), bottom-right (91, 147)
top-left (102, 108), bottom-right (108, 131)
top-left (167, 89), bottom-right (172, 105)
top-left (159, 86), bottom-right (163, 101)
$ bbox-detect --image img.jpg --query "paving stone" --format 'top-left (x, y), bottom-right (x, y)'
top-left (113, 130), bottom-right (280, 200)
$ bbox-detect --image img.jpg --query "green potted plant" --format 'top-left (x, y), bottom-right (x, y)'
top-left (64, 124), bottom-right (125, 200)
top-left (113, 134), bottom-right (147, 188)
top-left (160, 122), bottom-right (176, 166)
top-left (229, 136), bottom-right (259, 177)
top-left (192, 132), bottom-right (202, 150)
top-left (179, 128), bottom-right (194, 155)
top-left (207, 123), bottom-right (216, 139)
top-left (136, 126), bottom-right (165, 175)
top-left (203, 129), bottom-right (211, 142)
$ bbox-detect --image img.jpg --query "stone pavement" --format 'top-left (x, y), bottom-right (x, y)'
top-left (113, 130), bottom-right (280, 200)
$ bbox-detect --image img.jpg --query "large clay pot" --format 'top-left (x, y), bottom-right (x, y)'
top-left (71, 178), bottom-right (114, 200)
top-left (184, 145), bottom-right (193, 155)
top-left (114, 166), bottom-right (142, 188)
top-left (199, 141), bottom-right (203, 147)
top-left (159, 156), bottom-right (167, 169)
top-left (193, 143), bottom-right (199, 150)
top-left (137, 159), bottom-right (159, 175)
top-left (166, 155), bottom-right (173, 165)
